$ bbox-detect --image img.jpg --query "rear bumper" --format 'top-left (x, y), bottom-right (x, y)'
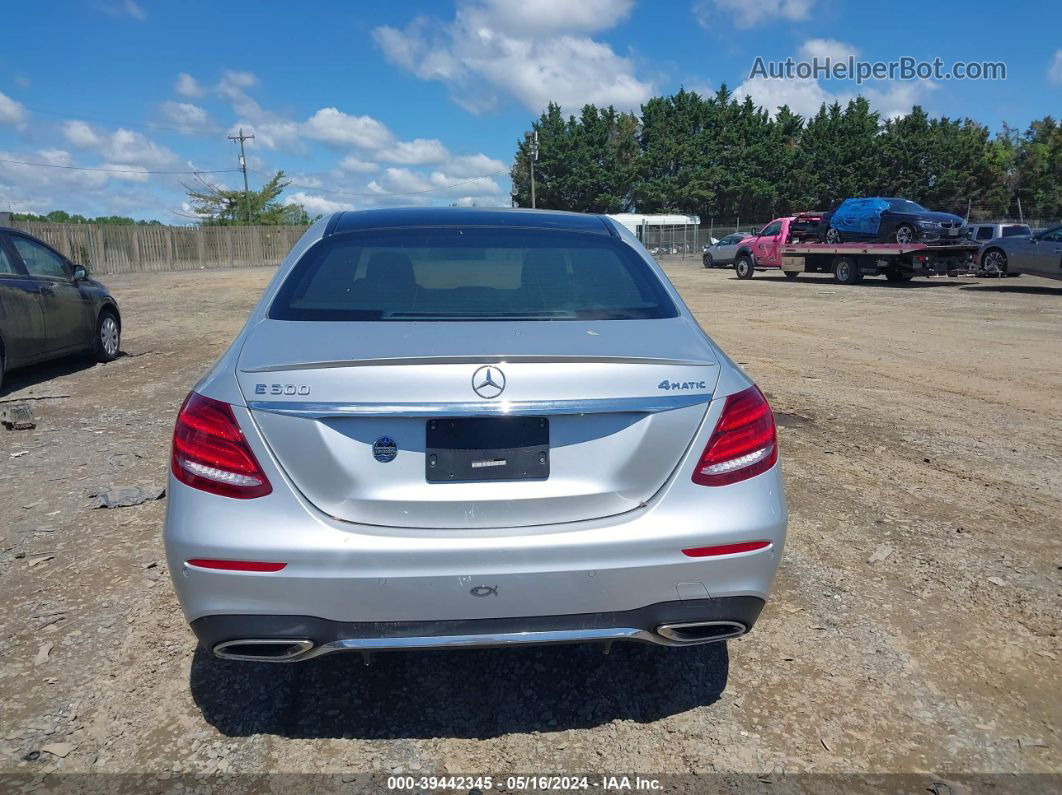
top-left (164, 460), bottom-right (785, 625)
top-left (164, 396), bottom-right (787, 649)
top-left (193, 596), bottom-right (765, 661)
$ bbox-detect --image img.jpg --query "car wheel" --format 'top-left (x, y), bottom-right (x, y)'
top-left (894, 224), bottom-right (915, 245)
top-left (783, 271), bottom-right (799, 280)
top-left (703, 253), bottom-right (714, 269)
top-left (93, 310), bottom-right (121, 363)
top-left (982, 248), bottom-right (1008, 277)
top-left (825, 226), bottom-right (842, 244)
top-left (735, 255), bottom-right (754, 280)
top-left (833, 256), bottom-right (862, 285)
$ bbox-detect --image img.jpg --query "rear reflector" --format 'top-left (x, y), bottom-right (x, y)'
top-left (692, 385), bottom-right (778, 486)
top-left (682, 541), bottom-right (771, 558)
top-left (171, 392), bottom-right (272, 499)
top-left (187, 559), bottom-right (286, 572)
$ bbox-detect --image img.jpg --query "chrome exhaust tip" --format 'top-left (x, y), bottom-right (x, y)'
top-left (213, 638), bottom-right (314, 662)
top-left (655, 620), bottom-right (746, 644)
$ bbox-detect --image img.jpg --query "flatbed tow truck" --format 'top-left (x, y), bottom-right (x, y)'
top-left (733, 213), bottom-right (979, 285)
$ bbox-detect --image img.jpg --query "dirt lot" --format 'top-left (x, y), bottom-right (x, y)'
top-left (1, 261), bottom-right (1059, 783)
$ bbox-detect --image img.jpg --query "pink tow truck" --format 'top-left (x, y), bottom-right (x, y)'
top-left (732, 213), bottom-right (979, 285)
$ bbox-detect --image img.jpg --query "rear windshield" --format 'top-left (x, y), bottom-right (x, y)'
top-left (1002, 225), bottom-right (1031, 237)
top-left (269, 227), bottom-right (678, 321)
top-left (885, 199), bottom-right (928, 213)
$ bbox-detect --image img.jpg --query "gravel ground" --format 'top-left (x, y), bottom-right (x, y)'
top-left (0, 261), bottom-right (1059, 784)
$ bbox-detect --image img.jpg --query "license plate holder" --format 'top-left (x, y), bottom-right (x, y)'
top-left (426, 417), bottom-right (549, 482)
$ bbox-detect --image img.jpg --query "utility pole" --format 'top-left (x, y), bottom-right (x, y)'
top-left (529, 130), bottom-right (539, 209)
top-left (228, 128), bottom-right (255, 224)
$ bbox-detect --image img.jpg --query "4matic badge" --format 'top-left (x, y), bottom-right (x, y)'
top-left (658, 379), bottom-right (707, 391)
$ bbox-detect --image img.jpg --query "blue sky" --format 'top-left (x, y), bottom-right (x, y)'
top-left (1, 0), bottom-right (1059, 222)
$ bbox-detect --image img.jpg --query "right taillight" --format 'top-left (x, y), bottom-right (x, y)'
top-left (171, 392), bottom-right (272, 499)
top-left (692, 385), bottom-right (778, 486)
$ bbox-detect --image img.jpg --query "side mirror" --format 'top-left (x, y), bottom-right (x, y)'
top-left (73, 266), bottom-right (87, 281)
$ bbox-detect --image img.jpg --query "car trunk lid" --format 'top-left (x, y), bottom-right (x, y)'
top-left (237, 318), bottom-right (718, 529)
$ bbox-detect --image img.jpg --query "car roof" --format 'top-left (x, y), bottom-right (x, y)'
top-left (325, 207), bottom-right (614, 237)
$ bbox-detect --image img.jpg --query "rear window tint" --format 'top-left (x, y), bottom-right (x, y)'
top-left (1002, 225), bottom-right (1030, 237)
top-left (270, 228), bottom-right (678, 322)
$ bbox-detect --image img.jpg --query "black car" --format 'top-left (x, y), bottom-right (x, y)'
top-left (819, 198), bottom-right (965, 245)
top-left (0, 227), bottom-right (121, 391)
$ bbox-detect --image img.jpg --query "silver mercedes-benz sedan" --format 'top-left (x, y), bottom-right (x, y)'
top-left (163, 208), bottom-right (787, 663)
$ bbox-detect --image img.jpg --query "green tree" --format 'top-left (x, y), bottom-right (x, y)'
top-left (512, 102), bottom-right (641, 213)
top-left (879, 107), bottom-right (1007, 216)
top-left (512, 88), bottom-right (1042, 226)
top-left (1013, 117), bottom-right (1062, 221)
top-left (12, 210), bottom-right (162, 225)
top-left (183, 170), bottom-right (312, 225)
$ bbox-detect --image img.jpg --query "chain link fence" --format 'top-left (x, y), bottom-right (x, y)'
top-left (639, 222), bottom-right (770, 259)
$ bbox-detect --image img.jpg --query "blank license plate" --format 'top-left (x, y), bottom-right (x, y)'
top-left (426, 417), bottom-right (549, 482)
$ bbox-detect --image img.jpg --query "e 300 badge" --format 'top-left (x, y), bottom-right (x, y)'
top-left (254, 383), bottom-right (310, 396)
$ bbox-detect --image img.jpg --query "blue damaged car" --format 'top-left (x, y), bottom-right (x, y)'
top-left (819, 198), bottom-right (965, 245)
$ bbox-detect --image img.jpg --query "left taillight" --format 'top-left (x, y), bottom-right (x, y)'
top-left (692, 385), bottom-right (778, 486)
top-left (171, 392), bottom-right (272, 499)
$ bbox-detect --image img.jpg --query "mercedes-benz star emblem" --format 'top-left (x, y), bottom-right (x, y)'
top-left (471, 365), bottom-right (506, 399)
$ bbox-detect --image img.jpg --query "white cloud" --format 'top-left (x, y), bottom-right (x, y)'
top-left (369, 167), bottom-right (433, 195)
top-left (303, 107), bottom-right (394, 149)
top-left (735, 38), bottom-right (936, 120)
top-left (733, 76), bottom-right (835, 118)
top-left (477, 0), bottom-right (635, 34)
top-left (217, 69), bottom-right (257, 95)
top-left (441, 153), bottom-right (507, 178)
top-left (695, 0), bottom-right (815, 29)
top-left (0, 91), bottom-right (27, 128)
top-left (228, 120), bottom-right (300, 151)
top-left (99, 0), bottom-right (146, 20)
top-left (160, 101), bottom-right (212, 133)
top-left (335, 155), bottom-right (379, 175)
top-left (860, 81), bottom-right (939, 120)
top-left (798, 38), bottom-right (859, 63)
top-left (284, 191), bottom-right (355, 215)
top-left (429, 171), bottom-right (503, 194)
top-left (175, 72), bottom-right (204, 97)
top-left (99, 164), bottom-right (151, 182)
top-left (290, 174), bottom-right (324, 188)
top-left (448, 194), bottom-right (510, 208)
top-left (367, 166), bottom-right (504, 200)
top-left (63, 121), bottom-right (178, 169)
top-left (0, 148), bottom-right (110, 200)
top-left (62, 120), bottom-right (104, 148)
top-left (379, 138), bottom-right (450, 165)
top-left (216, 70), bottom-right (264, 120)
top-left (373, 1), bottom-right (654, 113)
top-left (1049, 50), bottom-right (1062, 85)
top-left (735, 73), bottom-right (936, 120)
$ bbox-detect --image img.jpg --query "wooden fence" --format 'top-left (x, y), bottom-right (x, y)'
top-left (9, 222), bottom-right (310, 275)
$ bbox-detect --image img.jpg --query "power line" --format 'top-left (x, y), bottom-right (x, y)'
top-left (249, 167), bottom-right (510, 198)
top-left (19, 103), bottom-right (231, 135)
top-left (228, 128), bottom-right (255, 223)
top-left (0, 157), bottom-right (241, 175)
